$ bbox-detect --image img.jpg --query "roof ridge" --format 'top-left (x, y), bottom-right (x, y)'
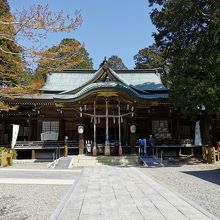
top-left (47, 69), bottom-right (161, 74)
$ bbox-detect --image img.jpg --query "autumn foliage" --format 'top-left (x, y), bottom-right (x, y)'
top-left (35, 38), bottom-right (93, 80)
top-left (0, 0), bottom-right (82, 110)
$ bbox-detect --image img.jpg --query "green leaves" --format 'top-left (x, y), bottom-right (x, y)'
top-left (149, 0), bottom-right (220, 119)
top-left (107, 55), bottom-right (127, 70)
top-left (134, 44), bottom-right (165, 69)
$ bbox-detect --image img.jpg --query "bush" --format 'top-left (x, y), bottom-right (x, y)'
top-left (0, 147), bottom-right (17, 159)
top-left (0, 147), bottom-right (8, 153)
top-left (11, 149), bottom-right (17, 159)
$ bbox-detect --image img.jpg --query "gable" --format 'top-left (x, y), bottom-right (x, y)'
top-left (40, 60), bottom-right (168, 96)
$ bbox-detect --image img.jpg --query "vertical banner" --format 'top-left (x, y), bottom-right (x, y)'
top-left (194, 121), bottom-right (202, 146)
top-left (11, 124), bottom-right (20, 149)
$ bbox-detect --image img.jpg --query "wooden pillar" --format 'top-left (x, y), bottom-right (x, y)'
top-left (28, 119), bottom-right (31, 141)
top-left (0, 121), bottom-right (5, 145)
top-left (130, 124), bottom-right (136, 154)
top-left (37, 119), bottom-right (42, 141)
top-left (145, 118), bottom-right (151, 137)
top-left (105, 99), bottom-right (109, 144)
top-left (93, 99), bottom-right (97, 156)
top-left (31, 150), bottom-right (36, 159)
top-left (104, 99), bottom-right (110, 155)
top-left (60, 119), bottom-right (65, 141)
top-left (130, 133), bottom-right (136, 154)
top-left (122, 118), bottom-right (127, 146)
top-left (79, 133), bottom-right (84, 154)
top-left (118, 101), bottom-right (122, 156)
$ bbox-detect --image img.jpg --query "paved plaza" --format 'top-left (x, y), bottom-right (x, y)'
top-left (0, 166), bottom-right (82, 220)
top-left (0, 168), bottom-right (80, 185)
top-left (51, 165), bottom-right (218, 220)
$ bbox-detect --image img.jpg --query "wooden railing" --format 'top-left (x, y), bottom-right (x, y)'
top-left (15, 140), bottom-right (79, 149)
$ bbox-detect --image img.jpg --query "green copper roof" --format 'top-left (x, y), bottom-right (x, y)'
top-left (54, 82), bottom-right (169, 102)
top-left (41, 68), bottom-right (167, 93)
top-left (38, 62), bottom-right (169, 102)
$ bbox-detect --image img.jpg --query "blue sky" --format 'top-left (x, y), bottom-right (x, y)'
top-left (8, 0), bottom-right (156, 69)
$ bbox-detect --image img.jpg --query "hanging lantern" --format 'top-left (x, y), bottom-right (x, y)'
top-left (78, 125), bottom-right (84, 134)
top-left (130, 124), bottom-right (136, 133)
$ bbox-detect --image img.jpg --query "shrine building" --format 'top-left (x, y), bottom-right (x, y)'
top-left (0, 60), bottom-right (196, 159)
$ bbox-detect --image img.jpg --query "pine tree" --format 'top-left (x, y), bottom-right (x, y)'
top-left (149, 0), bottom-right (220, 145)
top-left (134, 44), bottom-right (164, 69)
top-left (107, 55), bottom-right (127, 70)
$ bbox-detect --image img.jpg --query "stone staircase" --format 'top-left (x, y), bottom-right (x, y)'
top-left (70, 155), bottom-right (139, 167)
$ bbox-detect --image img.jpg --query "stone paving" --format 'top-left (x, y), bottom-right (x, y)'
top-left (51, 165), bottom-right (218, 220)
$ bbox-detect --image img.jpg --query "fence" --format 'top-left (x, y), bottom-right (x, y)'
top-left (202, 145), bottom-right (220, 163)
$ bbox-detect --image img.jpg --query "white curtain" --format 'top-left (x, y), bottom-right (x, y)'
top-left (194, 121), bottom-right (202, 146)
top-left (11, 124), bottom-right (20, 148)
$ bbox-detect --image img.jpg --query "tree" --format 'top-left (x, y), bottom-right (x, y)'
top-left (0, 0), bottom-right (24, 78)
top-left (134, 44), bottom-right (164, 69)
top-left (35, 38), bottom-right (93, 80)
top-left (107, 55), bottom-right (127, 70)
top-left (148, 0), bottom-right (220, 145)
top-left (0, 0), bottom-right (25, 110)
top-left (0, 1), bottom-right (82, 110)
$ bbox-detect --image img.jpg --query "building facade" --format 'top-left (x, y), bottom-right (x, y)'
top-left (0, 61), bottom-right (196, 159)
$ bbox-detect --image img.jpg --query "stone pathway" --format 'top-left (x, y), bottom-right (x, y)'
top-left (50, 165), bottom-right (219, 220)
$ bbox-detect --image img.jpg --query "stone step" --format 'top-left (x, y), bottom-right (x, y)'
top-left (71, 155), bottom-right (139, 167)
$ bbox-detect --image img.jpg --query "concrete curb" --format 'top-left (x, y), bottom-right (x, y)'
top-left (49, 168), bottom-right (84, 220)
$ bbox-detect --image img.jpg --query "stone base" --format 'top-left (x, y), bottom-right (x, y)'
top-left (79, 148), bottom-right (84, 154)
top-left (93, 147), bottom-right (97, 156)
top-left (31, 150), bottom-right (36, 160)
top-left (118, 146), bottom-right (123, 156)
top-left (104, 145), bottom-right (111, 156)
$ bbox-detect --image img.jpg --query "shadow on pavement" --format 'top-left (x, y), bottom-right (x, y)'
top-left (182, 169), bottom-right (220, 186)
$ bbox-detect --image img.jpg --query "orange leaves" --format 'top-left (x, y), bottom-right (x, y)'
top-left (29, 78), bottom-right (44, 91)
top-left (0, 3), bottom-right (82, 58)
top-left (0, 2), bottom-right (83, 111)
top-left (12, 4), bottom-right (82, 39)
top-left (35, 38), bottom-right (93, 80)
